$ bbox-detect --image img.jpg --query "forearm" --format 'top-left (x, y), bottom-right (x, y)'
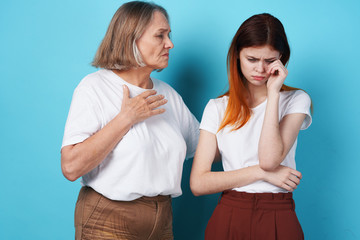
top-left (190, 165), bottom-right (264, 196)
top-left (258, 92), bottom-right (284, 170)
top-left (61, 113), bottom-right (133, 181)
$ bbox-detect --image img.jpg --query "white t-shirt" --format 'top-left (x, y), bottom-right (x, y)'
top-left (200, 90), bottom-right (312, 193)
top-left (62, 69), bottom-right (199, 201)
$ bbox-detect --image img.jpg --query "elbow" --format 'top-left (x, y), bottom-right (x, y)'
top-left (61, 162), bottom-right (79, 182)
top-left (258, 151), bottom-right (283, 171)
top-left (61, 155), bottom-right (80, 182)
top-left (259, 163), bottom-right (277, 172)
top-left (190, 186), bottom-right (202, 197)
top-left (189, 176), bottom-right (204, 197)
top-left (259, 159), bottom-right (279, 172)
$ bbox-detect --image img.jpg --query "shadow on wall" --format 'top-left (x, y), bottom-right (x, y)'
top-left (170, 57), bottom-right (224, 239)
top-left (169, 54), bottom-right (216, 120)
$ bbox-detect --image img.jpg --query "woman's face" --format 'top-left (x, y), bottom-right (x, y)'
top-left (239, 45), bottom-right (280, 87)
top-left (136, 11), bottom-right (174, 70)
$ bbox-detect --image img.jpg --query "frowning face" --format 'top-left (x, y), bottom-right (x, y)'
top-left (239, 45), bottom-right (281, 87)
top-left (136, 11), bottom-right (174, 70)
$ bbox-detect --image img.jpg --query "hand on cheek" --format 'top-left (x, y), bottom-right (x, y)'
top-left (266, 60), bottom-right (288, 93)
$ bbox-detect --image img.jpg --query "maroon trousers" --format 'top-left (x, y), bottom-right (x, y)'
top-left (205, 190), bottom-right (304, 240)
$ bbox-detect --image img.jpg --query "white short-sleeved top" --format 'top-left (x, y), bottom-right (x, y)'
top-left (62, 69), bottom-right (199, 201)
top-left (200, 90), bottom-right (312, 193)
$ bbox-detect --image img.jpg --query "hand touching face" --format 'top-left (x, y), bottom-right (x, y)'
top-left (266, 59), bottom-right (288, 93)
top-left (239, 45), bottom-right (285, 91)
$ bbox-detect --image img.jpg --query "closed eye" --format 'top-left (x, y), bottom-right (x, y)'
top-left (247, 58), bottom-right (257, 62)
top-left (265, 57), bottom-right (278, 63)
top-left (265, 60), bottom-right (276, 64)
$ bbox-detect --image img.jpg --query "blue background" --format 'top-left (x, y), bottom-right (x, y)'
top-left (1, 0), bottom-right (359, 239)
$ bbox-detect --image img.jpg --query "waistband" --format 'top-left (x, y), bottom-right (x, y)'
top-left (220, 190), bottom-right (295, 210)
top-left (82, 186), bottom-right (171, 203)
top-left (139, 195), bottom-right (171, 202)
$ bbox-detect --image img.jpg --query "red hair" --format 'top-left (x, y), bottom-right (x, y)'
top-left (219, 13), bottom-right (301, 132)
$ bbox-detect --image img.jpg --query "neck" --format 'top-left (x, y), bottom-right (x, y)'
top-left (113, 67), bottom-right (153, 89)
top-left (246, 83), bottom-right (268, 108)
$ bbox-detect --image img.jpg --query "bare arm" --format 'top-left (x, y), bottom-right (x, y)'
top-left (61, 85), bottom-right (167, 181)
top-left (190, 130), bottom-right (302, 196)
top-left (258, 60), bottom-right (307, 171)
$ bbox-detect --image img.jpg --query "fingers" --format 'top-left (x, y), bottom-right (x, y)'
top-left (136, 90), bottom-right (167, 110)
top-left (281, 178), bottom-right (298, 192)
top-left (139, 89), bottom-right (157, 99)
top-left (123, 86), bottom-right (167, 108)
top-left (291, 170), bottom-right (302, 179)
top-left (268, 60), bottom-right (287, 76)
top-left (149, 98), bottom-right (167, 109)
top-left (123, 85), bottom-right (130, 99)
top-left (146, 94), bottom-right (165, 105)
top-left (147, 97), bottom-right (167, 118)
top-left (284, 171), bottom-right (302, 191)
top-left (286, 178), bottom-right (298, 191)
top-left (120, 85), bottom-right (167, 123)
top-left (281, 183), bottom-right (294, 192)
top-left (123, 85), bottom-right (157, 100)
top-left (135, 89), bottom-right (167, 108)
top-left (272, 166), bottom-right (302, 192)
top-left (289, 174), bottom-right (300, 185)
top-left (149, 108), bottom-right (166, 116)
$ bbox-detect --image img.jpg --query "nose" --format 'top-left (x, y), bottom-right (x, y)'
top-left (165, 37), bottom-right (174, 49)
top-left (255, 61), bottom-right (266, 73)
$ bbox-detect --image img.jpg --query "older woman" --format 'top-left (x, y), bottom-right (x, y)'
top-left (61, 1), bottom-right (199, 239)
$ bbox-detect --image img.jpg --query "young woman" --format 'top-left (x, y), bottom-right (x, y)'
top-left (61, 2), bottom-right (199, 239)
top-left (190, 13), bottom-right (312, 240)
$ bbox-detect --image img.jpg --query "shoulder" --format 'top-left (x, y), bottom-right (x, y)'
top-left (280, 90), bottom-right (311, 104)
top-left (153, 78), bottom-right (178, 95)
top-left (152, 78), bottom-right (185, 104)
top-left (279, 89), bottom-right (312, 129)
top-left (200, 96), bottom-right (228, 133)
top-left (202, 96), bottom-right (228, 116)
top-left (76, 69), bottom-right (108, 92)
top-left (214, 95), bottom-right (229, 104)
top-left (209, 95), bottom-right (228, 111)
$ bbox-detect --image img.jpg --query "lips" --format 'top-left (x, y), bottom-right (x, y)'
top-left (252, 76), bottom-right (265, 81)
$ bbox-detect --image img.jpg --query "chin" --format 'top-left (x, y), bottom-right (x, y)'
top-left (147, 63), bottom-right (168, 70)
top-left (157, 63), bottom-right (169, 69)
top-left (249, 81), bottom-right (266, 87)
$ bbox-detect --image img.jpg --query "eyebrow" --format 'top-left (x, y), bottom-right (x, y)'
top-left (247, 56), bottom-right (278, 61)
top-left (156, 28), bottom-right (171, 33)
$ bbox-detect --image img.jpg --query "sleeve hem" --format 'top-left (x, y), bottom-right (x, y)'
top-left (61, 134), bottom-right (89, 149)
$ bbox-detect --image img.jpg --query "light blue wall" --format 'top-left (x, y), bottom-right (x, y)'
top-left (1, 0), bottom-right (359, 239)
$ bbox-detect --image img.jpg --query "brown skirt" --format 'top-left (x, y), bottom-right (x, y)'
top-left (205, 190), bottom-right (304, 240)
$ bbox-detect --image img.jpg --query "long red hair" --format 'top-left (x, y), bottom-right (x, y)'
top-left (219, 13), bottom-right (301, 132)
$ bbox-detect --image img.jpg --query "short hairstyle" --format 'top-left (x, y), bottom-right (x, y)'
top-left (92, 1), bottom-right (169, 70)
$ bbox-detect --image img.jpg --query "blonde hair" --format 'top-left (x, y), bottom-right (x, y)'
top-left (92, 1), bottom-right (169, 70)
